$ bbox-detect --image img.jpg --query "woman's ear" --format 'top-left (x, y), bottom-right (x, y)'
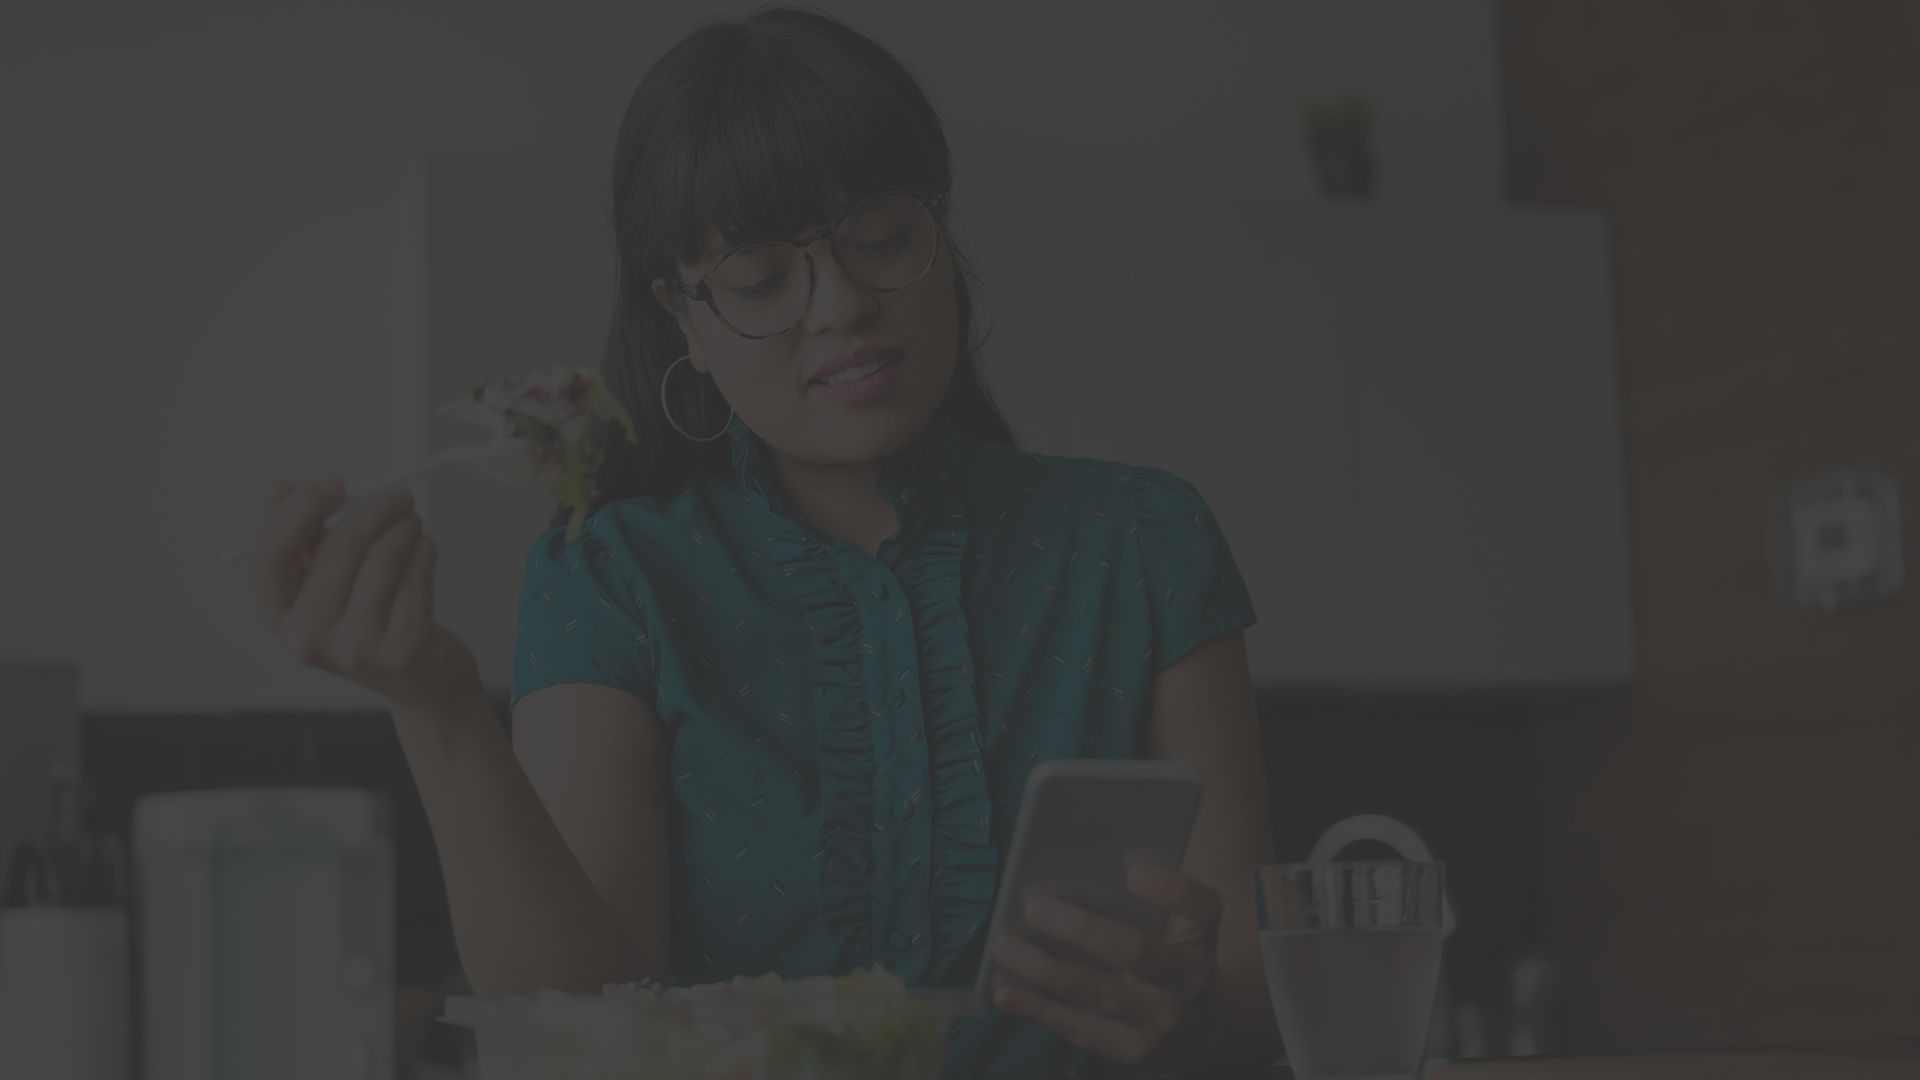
top-left (652, 279), bottom-right (712, 373)
top-left (651, 278), bottom-right (686, 321)
top-left (655, 277), bottom-right (708, 341)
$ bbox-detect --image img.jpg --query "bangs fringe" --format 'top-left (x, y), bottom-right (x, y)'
top-left (656, 29), bottom-right (949, 268)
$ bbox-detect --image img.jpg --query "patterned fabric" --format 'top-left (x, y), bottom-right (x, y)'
top-left (510, 415), bottom-right (1257, 1079)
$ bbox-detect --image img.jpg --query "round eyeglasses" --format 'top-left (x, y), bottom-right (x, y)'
top-left (668, 190), bottom-right (948, 339)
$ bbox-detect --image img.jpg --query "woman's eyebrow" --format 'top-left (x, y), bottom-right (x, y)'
top-left (689, 235), bottom-right (733, 272)
top-left (695, 207), bottom-right (837, 265)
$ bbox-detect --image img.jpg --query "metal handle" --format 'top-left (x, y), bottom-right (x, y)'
top-left (1308, 813), bottom-right (1458, 937)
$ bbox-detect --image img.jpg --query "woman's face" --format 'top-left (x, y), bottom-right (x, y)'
top-left (652, 203), bottom-right (960, 470)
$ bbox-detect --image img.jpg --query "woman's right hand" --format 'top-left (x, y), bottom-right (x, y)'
top-left (253, 478), bottom-right (481, 713)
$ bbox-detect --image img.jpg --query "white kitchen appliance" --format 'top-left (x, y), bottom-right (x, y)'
top-left (133, 787), bottom-right (394, 1080)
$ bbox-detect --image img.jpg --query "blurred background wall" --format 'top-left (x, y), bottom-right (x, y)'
top-left (1501, 0), bottom-right (1920, 1053)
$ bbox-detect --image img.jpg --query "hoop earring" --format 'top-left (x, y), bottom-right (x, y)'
top-left (958, 267), bottom-right (996, 360)
top-left (660, 354), bottom-right (734, 443)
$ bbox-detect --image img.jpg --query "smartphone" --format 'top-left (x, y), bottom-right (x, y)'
top-left (971, 759), bottom-right (1205, 1010)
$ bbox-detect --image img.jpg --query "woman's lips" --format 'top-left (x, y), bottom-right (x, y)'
top-left (811, 350), bottom-right (902, 404)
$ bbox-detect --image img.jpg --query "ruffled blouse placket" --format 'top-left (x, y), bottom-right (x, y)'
top-left (727, 419), bottom-right (997, 981)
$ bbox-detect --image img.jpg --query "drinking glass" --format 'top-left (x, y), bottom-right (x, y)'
top-left (1253, 861), bottom-right (1446, 1080)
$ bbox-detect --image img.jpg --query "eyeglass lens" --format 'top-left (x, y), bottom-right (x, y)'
top-left (704, 194), bottom-right (938, 336)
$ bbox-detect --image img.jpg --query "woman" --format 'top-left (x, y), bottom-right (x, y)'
top-left (252, 7), bottom-right (1277, 1076)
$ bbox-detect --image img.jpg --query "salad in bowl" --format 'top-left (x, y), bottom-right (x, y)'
top-left (443, 967), bottom-right (967, 1080)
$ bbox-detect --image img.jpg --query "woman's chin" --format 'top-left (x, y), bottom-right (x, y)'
top-left (798, 399), bottom-right (944, 466)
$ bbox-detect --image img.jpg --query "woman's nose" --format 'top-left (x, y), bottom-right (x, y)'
top-left (800, 237), bottom-right (880, 334)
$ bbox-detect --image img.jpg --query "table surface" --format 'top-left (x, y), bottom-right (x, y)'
top-left (1427, 1052), bottom-right (1915, 1079)
top-left (1205, 1042), bottom-right (1920, 1080)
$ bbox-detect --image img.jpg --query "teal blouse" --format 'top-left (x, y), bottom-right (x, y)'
top-left (510, 417), bottom-right (1256, 1079)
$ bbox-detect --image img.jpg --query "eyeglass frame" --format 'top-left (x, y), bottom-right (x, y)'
top-left (664, 189), bottom-right (951, 340)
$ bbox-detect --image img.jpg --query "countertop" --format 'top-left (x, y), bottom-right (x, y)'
top-left (1191, 1041), bottom-right (1920, 1080)
top-left (1428, 1051), bottom-right (1915, 1079)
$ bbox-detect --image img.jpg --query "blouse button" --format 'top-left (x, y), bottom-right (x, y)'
top-left (888, 689), bottom-right (907, 709)
top-left (870, 582), bottom-right (887, 600)
top-left (891, 930), bottom-right (913, 952)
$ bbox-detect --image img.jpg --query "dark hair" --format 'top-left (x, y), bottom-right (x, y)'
top-left (582, 4), bottom-right (1010, 513)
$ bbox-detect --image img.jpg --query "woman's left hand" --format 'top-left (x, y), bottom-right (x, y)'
top-left (989, 863), bottom-right (1223, 1071)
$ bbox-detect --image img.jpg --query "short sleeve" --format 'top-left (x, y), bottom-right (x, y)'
top-left (509, 518), bottom-right (658, 712)
top-left (1128, 467), bottom-right (1258, 670)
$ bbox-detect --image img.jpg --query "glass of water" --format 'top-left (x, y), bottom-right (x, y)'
top-left (1253, 861), bottom-right (1446, 1080)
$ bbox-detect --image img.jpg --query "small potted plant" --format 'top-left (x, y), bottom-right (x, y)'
top-left (1303, 94), bottom-right (1377, 199)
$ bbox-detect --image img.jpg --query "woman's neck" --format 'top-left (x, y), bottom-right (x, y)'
top-left (772, 452), bottom-right (898, 555)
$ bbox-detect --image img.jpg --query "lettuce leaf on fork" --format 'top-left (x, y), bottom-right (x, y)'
top-left (441, 366), bottom-right (639, 542)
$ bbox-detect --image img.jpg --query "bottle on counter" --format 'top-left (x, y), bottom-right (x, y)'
top-left (46, 778), bottom-right (128, 906)
top-left (1506, 950), bottom-right (1561, 1057)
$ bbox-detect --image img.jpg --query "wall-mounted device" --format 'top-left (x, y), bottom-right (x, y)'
top-left (1771, 467), bottom-right (1904, 612)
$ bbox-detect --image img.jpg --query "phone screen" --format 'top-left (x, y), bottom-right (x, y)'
top-left (973, 761), bottom-right (1203, 1005)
